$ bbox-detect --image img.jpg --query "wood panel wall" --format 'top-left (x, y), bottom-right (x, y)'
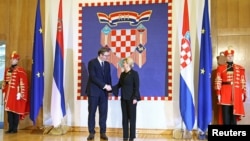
top-left (0, 0), bottom-right (45, 129)
top-left (211, 0), bottom-right (250, 124)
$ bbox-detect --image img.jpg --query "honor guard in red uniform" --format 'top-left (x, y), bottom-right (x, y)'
top-left (214, 48), bottom-right (246, 125)
top-left (2, 51), bottom-right (29, 133)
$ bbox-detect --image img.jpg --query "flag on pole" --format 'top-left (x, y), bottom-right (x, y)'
top-left (198, 0), bottom-right (212, 133)
top-left (179, 0), bottom-right (195, 131)
top-left (30, 0), bottom-right (44, 125)
top-left (51, 0), bottom-right (66, 127)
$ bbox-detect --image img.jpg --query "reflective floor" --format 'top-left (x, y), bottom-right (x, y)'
top-left (0, 129), bottom-right (206, 141)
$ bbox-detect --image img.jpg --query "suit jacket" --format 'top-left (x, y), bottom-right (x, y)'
top-left (113, 69), bottom-right (141, 101)
top-left (86, 58), bottom-right (112, 96)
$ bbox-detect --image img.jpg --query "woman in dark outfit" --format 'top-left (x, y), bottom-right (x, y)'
top-left (113, 57), bottom-right (141, 141)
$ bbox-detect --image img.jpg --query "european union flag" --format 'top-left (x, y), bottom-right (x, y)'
top-left (197, 0), bottom-right (212, 134)
top-left (30, 0), bottom-right (44, 125)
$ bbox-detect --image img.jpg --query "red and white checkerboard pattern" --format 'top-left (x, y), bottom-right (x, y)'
top-left (180, 38), bottom-right (192, 69)
top-left (77, 0), bottom-right (173, 101)
top-left (110, 29), bottom-right (137, 58)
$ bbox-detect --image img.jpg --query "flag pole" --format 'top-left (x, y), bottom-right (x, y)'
top-left (197, 0), bottom-right (212, 139)
top-left (46, 0), bottom-right (69, 135)
top-left (173, 120), bottom-right (192, 139)
top-left (173, 0), bottom-right (194, 139)
top-left (30, 0), bottom-right (45, 134)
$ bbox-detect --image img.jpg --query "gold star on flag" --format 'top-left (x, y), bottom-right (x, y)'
top-left (39, 27), bottom-right (42, 33)
top-left (36, 72), bottom-right (41, 78)
top-left (201, 28), bottom-right (205, 34)
top-left (201, 68), bottom-right (205, 74)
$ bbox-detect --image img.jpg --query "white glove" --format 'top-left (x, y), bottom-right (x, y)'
top-left (16, 93), bottom-right (21, 100)
top-left (218, 95), bottom-right (221, 103)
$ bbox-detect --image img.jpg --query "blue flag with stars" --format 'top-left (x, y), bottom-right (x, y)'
top-left (197, 0), bottom-right (212, 133)
top-left (30, 0), bottom-right (44, 125)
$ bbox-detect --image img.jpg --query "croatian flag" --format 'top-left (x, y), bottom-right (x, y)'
top-left (179, 0), bottom-right (195, 131)
top-left (51, 0), bottom-right (66, 127)
top-left (30, 0), bottom-right (44, 125)
top-left (198, 0), bottom-right (212, 133)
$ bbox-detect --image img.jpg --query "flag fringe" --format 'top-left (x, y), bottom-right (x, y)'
top-left (172, 128), bottom-right (192, 139)
top-left (43, 125), bottom-right (70, 135)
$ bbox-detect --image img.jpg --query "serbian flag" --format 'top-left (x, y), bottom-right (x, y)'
top-left (197, 0), bottom-right (212, 133)
top-left (179, 0), bottom-right (195, 131)
top-left (30, 0), bottom-right (44, 125)
top-left (51, 0), bottom-right (66, 127)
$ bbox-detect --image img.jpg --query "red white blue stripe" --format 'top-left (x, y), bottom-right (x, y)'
top-left (179, 0), bottom-right (195, 131)
top-left (51, 0), bottom-right (66, 127)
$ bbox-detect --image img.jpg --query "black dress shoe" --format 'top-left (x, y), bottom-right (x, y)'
top-left (5, 130), bottom-right (17, 134)
top-left (129, 138), bottom-right (134, 141)
top-left (5, 130), bottom-right (12, 134)
top-left (100, 133), bottom-right (108, 140)
top-left (87, 133), bottom-right (94, 140)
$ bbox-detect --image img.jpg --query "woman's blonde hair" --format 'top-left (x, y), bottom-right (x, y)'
top-left (123, 57), bottom-right (134, 68)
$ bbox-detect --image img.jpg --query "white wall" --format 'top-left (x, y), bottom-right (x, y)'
top-left (43, 0), bottom-right (207, 130)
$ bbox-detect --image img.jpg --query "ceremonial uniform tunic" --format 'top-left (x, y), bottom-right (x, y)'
top-left (2, 66), bottom-right (29, 117)
top-left (214, 63), bottom-right (246, 118)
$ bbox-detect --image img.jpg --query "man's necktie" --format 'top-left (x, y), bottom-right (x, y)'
top-left (101, 62), bottom-right (104, 72)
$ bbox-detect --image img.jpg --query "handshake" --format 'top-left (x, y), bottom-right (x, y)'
top-left (104, 84), bottom-right (112, 91)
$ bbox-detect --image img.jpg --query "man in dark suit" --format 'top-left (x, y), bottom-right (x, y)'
top-left (86, 47), bottom-right (112, 140)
